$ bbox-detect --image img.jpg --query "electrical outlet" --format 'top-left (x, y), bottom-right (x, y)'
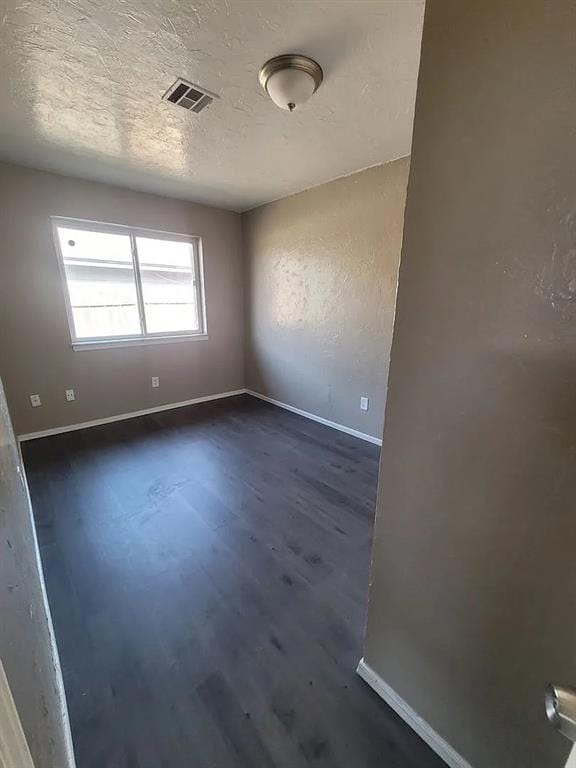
top-left (360, 396), bottom-right (369, 411)
top-left (30, 394), bottom-right (41, 408)
top-left (152, 376), bottom-right (160, 388)
top-left (65, 389), bottom-right (75, 402)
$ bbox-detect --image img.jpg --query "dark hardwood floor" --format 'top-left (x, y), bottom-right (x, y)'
top-left (23, 394), bottom-right (444, 768)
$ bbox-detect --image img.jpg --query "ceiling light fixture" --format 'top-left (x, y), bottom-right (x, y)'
top-left (259, 54), bottom-right (323, 112)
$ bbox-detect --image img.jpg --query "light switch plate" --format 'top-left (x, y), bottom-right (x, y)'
top-left (360, 396), bottom-right (369, 411)
top-left (152, 376), bottom-right (160, 388)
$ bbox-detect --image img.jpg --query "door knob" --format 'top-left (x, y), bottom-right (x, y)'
top-left (545, 684), bottom-right (576, 742)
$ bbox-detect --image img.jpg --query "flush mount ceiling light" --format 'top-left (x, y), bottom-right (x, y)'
top-left (259, 54), bottom-right (323, 112)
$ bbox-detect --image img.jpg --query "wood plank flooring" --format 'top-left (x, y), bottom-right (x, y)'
top-left (23, 394), bottom-right (445, 768)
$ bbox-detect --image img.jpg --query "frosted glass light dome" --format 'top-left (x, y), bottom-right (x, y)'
top-left (259, 55), bottom-right (323, 112)
top-left (266, 68), bottom-right (316, 111)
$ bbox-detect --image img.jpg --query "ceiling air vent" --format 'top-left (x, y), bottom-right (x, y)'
top-left (162, 78), bottom-right (217, 114)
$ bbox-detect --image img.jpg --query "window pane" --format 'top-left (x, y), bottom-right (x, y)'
top-left (57, 227), bottom-right (141, 339)
top-left (136, 237), bottom-right (199, 334)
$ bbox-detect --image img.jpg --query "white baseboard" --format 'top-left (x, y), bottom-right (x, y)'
top-left (357, 658), bottom-right (474, 768)
top-left (18, 389), bottom-right (246, 442)
top-left (18, 388), bottom-right (383, 447)
top-left (245, 390), bottom-right (382, 446)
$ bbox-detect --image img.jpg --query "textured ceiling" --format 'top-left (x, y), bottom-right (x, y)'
top-left (0, 0), bottom-right (424, 211)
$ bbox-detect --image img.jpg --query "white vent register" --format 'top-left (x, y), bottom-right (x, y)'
top-left (162, 78), bottom-right (217, 114)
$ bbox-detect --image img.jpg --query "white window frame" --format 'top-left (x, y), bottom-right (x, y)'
top-left (51, 217), bottom-right (207, 350)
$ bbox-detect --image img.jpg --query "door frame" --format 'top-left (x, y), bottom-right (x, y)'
top-left (0, 657), bottom-right (35, 768)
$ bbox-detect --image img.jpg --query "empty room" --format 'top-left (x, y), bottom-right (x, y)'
top-left (0, 2), bottom-right (574, 768)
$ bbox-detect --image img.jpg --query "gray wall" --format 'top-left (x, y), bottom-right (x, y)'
top-left (363, 2), bottom-right (575, 767)
top-left (0, 376), bottom-right (73, 767)
top-left (0, 162), bottom-right (244, 436)
top-left (243, 160), bottom-right (409, 440)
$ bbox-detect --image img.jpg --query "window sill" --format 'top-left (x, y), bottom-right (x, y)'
top-left (72, 334), bottom-right (208, 351)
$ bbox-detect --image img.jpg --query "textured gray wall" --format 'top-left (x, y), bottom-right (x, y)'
top-left (243, 160), bottom-right (409, 439)
top-left (0, 162), bottom-right (244, 436)
top-left (363, 2), bottom-right (576, 767)
top-left (0, 376), bottom-right (73, 767)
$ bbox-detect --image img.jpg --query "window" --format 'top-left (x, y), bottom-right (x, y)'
top-left (52, 219), bottom-right (206, 348)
